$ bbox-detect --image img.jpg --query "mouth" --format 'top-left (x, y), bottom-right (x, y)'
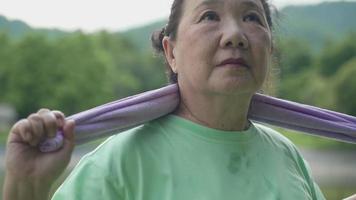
top-left (217, 58), bottom-right (249, 68)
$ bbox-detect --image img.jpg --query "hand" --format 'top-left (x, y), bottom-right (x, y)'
top-left (4, 109), bottom-right (75, 198)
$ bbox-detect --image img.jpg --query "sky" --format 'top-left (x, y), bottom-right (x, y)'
top-left (0, 0), bottom-right (352, 32)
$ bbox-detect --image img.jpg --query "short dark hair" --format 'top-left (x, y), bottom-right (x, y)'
top-left (151, 0), bottom-right (274, 83)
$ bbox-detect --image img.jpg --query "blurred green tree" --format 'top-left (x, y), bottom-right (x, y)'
top-left (0, 32), bottom-right (14, 101)
top-left (278, 69), bottom-right (336, 109)
top-left (0, 31), bottom-right (167, 118)
top-left (44, 32), bottom-right (117, 115)
top-left (276, 38), bottom-right (313, 78)
top-left (3, 34), bottom-right (56, 117)
top-left (318, 33), bottom-right (356, 77)
top-left (333, 58), bottom-right (356, 115)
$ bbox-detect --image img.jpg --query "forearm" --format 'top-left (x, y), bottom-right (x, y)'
top-left (3, 174), bottom-right (52, 200)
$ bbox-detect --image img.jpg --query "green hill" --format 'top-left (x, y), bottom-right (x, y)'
top-left (120, 21), bottom-right (166, 52)
top-left (276, 1), bottom-right (356, 51)
top-left (0, 15), bottom-right (32, 39)
top-left (0, 15), bottom-right (70, 40)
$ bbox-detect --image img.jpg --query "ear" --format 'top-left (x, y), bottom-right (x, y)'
top-left (269, 37), bottom-right (274, 54)
top-left (270, 42), bottom-right (274, 54)
top-left (162, 36), bottom-right (178, 73)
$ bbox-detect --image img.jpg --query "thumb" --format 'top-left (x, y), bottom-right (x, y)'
top-left (61, 120), bottom-right (76, 155)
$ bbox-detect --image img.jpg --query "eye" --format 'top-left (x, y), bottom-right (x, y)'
top-left (243, 13), bottom-right (262, 25)
top-left (199, 11), bottom-right (220, 22)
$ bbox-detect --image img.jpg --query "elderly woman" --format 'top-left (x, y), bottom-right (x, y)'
top-left (4, 0), bottom-right (328, 199)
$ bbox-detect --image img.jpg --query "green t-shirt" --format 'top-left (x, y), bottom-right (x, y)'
top-left (52, 115), bottom-right (325, 200)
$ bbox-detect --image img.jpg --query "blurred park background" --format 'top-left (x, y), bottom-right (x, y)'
top-left (0, 1), bottom-right (356, 199)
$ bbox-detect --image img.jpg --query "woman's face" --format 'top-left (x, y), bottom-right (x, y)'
top-left (164, 0), bottom-right (272, 96)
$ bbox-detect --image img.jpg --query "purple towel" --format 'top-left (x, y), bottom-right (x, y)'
top-left (39, 84), bottom-right (356, 152)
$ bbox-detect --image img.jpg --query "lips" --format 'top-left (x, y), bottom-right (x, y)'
top-left (217, 58), bottom-right (249, 68)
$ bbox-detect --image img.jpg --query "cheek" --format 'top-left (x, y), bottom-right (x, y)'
top-left (248, 29), bottom-right (272, 64)
top-left (176, 26), bottom-right (218, 72)
top-left (187, 31), bottom-right (217, 59)
top-left (247, 29), bottom-right (272, 84)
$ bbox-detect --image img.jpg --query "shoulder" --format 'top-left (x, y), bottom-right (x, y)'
top-left (252, 123), bottom-right (325, 199)
top-left (77, 115), bottom-right (175, 171)
top-left (254, 123), bottom-right (295, 147)
top-left (83, 118), bottom-right (166, 165)
top-left (252, 123), bottom-right (312, 177)
top-left (252, 122), bottom-right (302, 158)
top-left (52, 119), bottom-right (167, 199)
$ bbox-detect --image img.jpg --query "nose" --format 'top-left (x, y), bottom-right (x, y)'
top-left (220, 22), bottom-right (249, 50)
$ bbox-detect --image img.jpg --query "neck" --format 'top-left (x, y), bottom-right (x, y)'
top-left (175, 88), bottom-right (253, 131)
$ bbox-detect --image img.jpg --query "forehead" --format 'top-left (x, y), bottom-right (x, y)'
top-left (184, 0), bottom-right (264, 13)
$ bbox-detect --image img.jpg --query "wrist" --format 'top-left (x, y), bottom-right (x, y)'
top-left (3, 174), bottom-right (51, 200)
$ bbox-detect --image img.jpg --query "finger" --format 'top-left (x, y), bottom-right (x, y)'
top-left (52, 110), bottom-right (66, 129)
top-left (39, 111), bottom-right (58, 138)
top-left (10, 119), bottom-right (25, 136)
top-left (14, 119), bottom-right (33, 145)
top-left (38, 108), bottom-right (50, 114)
top-left (28, 114), bottom-right (45, 146)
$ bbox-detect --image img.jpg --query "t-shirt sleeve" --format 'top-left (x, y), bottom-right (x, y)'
top-left (293, 149), bottom-right (326, 200)
top-left (51, 155), bottom-right (123, 200)
top-left (302, 158), bottom-right (326, 200)
top-left (254, 124), bottom-right (326, 200)
top-left (51, 127), bottom-right (149, 200)
top-left (313, 181), bottom-right (326, 200)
